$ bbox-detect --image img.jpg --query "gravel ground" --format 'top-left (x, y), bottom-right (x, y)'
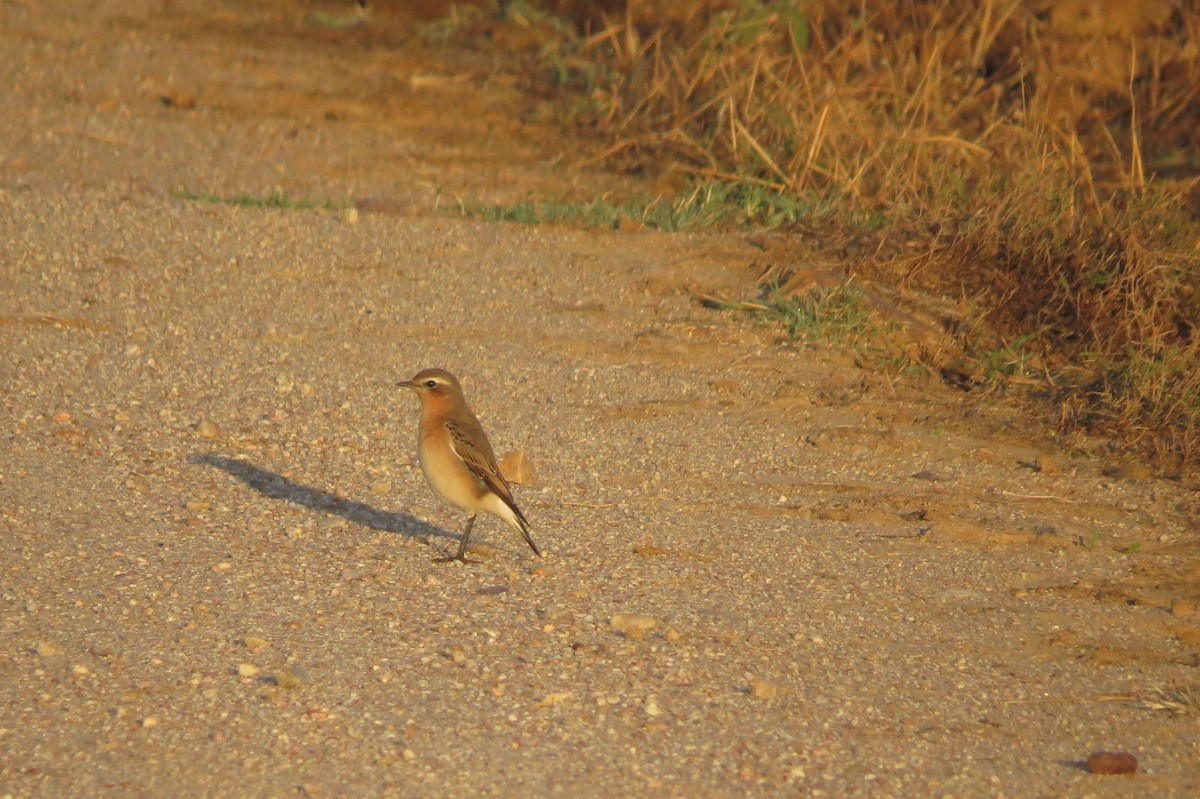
top-left (2, 2), bottom-right (1198, 797)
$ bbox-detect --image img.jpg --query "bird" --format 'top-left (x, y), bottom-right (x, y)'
top-left (396, 368), bottom-right (542, 562)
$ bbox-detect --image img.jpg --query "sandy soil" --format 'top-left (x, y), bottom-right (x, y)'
top-left (2, 1), bottom-right (1198, 797)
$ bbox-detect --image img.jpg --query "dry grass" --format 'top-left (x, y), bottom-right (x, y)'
top-left (523, 0), bottom-right (1200, 470)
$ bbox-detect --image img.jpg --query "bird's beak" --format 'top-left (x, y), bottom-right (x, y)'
top-left (396, 380), bottom-right (416, 390)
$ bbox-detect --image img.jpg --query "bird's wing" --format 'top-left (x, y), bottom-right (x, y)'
top-left (445, 416), bottom-right (536, 554)
top-left (444, 418), bottom-right (515, 504)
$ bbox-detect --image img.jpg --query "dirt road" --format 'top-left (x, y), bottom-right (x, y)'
top-left (2, 2), bottom-right (1197, 796)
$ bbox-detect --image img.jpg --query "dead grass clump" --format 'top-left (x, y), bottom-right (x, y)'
top-left (532, 0), bottom-right (1200, 469)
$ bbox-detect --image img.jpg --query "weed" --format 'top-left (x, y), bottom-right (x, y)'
top-left (1144, 685), bottom-right (1200, 715)
top-left (762, 285), bottom-right (875, 344)
top-left (706, 283), bottom-right (886, 350)
top-left (176, 188), bottom-right (339, 211)
top-left (464, 179), bottom-right (830, 231)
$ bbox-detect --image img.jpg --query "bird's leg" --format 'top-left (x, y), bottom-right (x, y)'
top-left (434, 514), bottom-right (478, 563)
top-left (453, 514), bottom-right (476, 561)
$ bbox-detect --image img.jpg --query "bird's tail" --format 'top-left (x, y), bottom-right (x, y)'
top-left (513, 505), bottom-right (542, 557)
top-left (506, 502), bottom-right (541, 557)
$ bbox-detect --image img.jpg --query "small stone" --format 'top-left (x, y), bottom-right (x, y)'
top-left (53, 411), bottom-right (72, 423)
top-left (237, 663), bottom-right (259, 677)
top-left (142, 716), bottom-right (158, 728)
top-left (243, 636), bottom-right (271, 653)
top-left (611, 614), bottom-right (657, 641)
top-left (185, 500), bottom-right (211, 512)
top-left (750, 679), bottom-right (779, 700)
top-left (475, 585), bottom-right (508, 597)
top-left (1087, 751), bottom-right (1137, 775)
top-left (666, 629), bottom-right (681, 643)
top-left (536, 691), bottom-right (573, 708)
top-left (402, 748), bottom-right (415, 760)
top-left (645, 699), bottom-right (662, 716)
top-left (212, 562), bottom-right (232, 573)
top-left (195, 420), bottom-right (221, 438)
top-left (159, 87), bottom-right (197, 109)
top-left (370, 481), bottom-right (392, 496)
top-left (276, 668), bottom-right (304, 689)
top-left (911, 470), bottom-right (942, 482)
top-left (467, 542), bottom-right (501, 559)
top-left (34, 641), bottom-right (60, 658)
top-left (73, 664), bottom-right (89, 675)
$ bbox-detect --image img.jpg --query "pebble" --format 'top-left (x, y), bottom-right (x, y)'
top-left (141, 717), bottom-right (158, 728)
top-left (237, 663), bottom-right (259, 677)
top-left (611, 614), bottom-right (657, 641)
top-left (1087, 751), bottom-right (1137, 775)
top-left (34, 641), bottom-right (59, 658)
top-left (243, 635), bottom-right (271, 653)
top-left (1171, 599), bottom-right (1196, 618)
top-left (159, 86), bottom-right (197, 109)
top-left (536, 691), bottom-right (573, 708)
top-left (276, 668), bottom-right (305, 689)
top-left (194, 420), bottom-right (222, 438)
top-left (749, 679), bottom-right (779, 700)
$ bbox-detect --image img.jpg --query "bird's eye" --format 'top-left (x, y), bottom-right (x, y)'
top-left (424, 379), bottom-right (438, 388)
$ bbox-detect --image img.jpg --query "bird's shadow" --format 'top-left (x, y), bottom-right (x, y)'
top-left (190, 453), bottom-right (452, 542)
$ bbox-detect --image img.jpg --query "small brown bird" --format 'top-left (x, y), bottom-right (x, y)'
top-left (396, 368), bottom-right (541, 562)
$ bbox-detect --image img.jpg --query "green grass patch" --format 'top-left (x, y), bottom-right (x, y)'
top-left (176, 188), bottom-right (340, 211)
top-left (706, 284), bottom-right (889, 350)
top-left (463, 179), bottom-right (833, 231)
